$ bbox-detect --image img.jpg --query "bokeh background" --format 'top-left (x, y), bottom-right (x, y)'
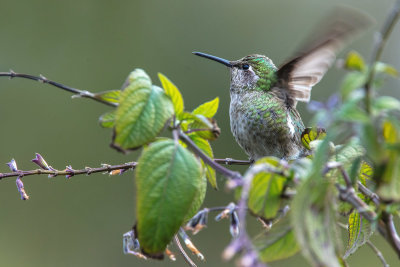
top-left (0, 0), bottom-right (399, 266)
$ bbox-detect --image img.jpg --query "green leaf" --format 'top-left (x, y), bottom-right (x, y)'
top-left (301, 127), bottom-right (326, 150)
top-left (112, 69), bottom-right (174, 151)
top-left (344, 51), bottom-right (366, 72)
top-left (248, 157), bottom-right (287, 220)
top-left (359, 122), bottom-right (383, 164)
top-left (383, 120), bottom-right (399, 144)
top-left (158, 73), bottom-right (184, 116)
top-left (377, 148), bottom-right (400, 201)
top-left (344, 211), bottom-right (374, 258)
top-left (335, 97), bottom-right (369, 123)
top-left (373, 96), bottom-right (400, 113)
top-left (93, 90), bottom-right (120, 104)
top-left (98, 111), bottom-right (115, 128)
top-left (135, 139), bottom-right (203, 255)
top-left (189, 134), bottom-right (218, 189)
top-left (374, 62), bottom-right (399, 77)
top-left (340, 72), bottom-right (366, 100)
top-left (292, 176), bottom-right (341, 267)
top-left (189, 114), bottom-right (220, 140)
top-left (255, 215), bottom-right (300, 262)
top-left (192, 97), bottom-right (219, 118)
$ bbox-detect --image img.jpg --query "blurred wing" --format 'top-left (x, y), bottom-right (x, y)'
top-left (277, 7), bottom-right (372, 104)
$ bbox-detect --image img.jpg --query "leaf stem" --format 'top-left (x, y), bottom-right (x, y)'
top-left (178, 131), bottom-right (242, 180)
top-left (364, 0), bottom-right (400, 113)
top-left (366, 240), bottom-right (389, 267)
top-left (0, 71), bottom-right (117, 107)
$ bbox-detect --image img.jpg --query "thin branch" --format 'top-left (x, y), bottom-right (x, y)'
top-left (0, 162), bottom-right (136, 180)
top-left (178, 131), bottom-right (242, 180)
top-left (214, 158), bottom-right (252, 165)
top-left (364, 0), bottom-right (400, 113)
top-left (367, 240), bottom-right (389, 267)
top-left (382, 211), bottom-right (400, 258)
top-left (0, 71), bottom-right (117, 107)
top-left (357, 181), bottom-right (380, 206)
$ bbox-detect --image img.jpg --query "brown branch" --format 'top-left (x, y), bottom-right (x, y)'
top-left (214, 158), bottom-right (252, 165)
top-left (0, 162), bottom-right (137, 180)
top-left (0, 71), bottom-right (117, 107)
top-left (178, 131), bottom-right (242, 180)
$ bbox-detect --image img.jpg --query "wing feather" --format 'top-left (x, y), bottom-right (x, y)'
top-left (277, 7), bottom-right (372, 104)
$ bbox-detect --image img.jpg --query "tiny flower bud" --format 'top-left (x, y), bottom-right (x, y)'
top-left (65, 165), bottom-right (75, 179)
top-left (215, 202), bottom-right (236, 221)
top-left (7, 159), bottom-right (18, 172)
top-left (16, 177), bottom-right (29, 200)
top-left (229, 211), bottom-right (240, 237)
top-left (31, 153), bottom-right (51, 170)
top-left (165, 248), bottom-right (176, 261)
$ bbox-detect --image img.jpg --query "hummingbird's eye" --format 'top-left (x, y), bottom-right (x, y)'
top-left (242, 64), bottom-right (250, 70)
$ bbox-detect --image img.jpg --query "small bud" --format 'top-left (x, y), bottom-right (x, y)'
top-left (109, 169), bottom-right (128, 176)
top-left (65, 165), bottom-right (75, 179)
top-left (215, 202), bottom-right (236, 221)
top-left (180, 230), bottom-right (204, 261)
top-left (7, 159), bottom-right (18, 172)
top-left (16, 177), bottom-right (29, 200)
top-left (185, 209), bottom-right (208, 235)
top-left (31, 153), bottom-right (51, 170)
top-left (229, 211), bottom-right (240, 237)
top-left (165, 248), bottom-right (176, 261)
top-left (123, 230), bottom-right (147, 260)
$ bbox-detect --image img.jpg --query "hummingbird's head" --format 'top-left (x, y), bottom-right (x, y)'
top-left (193, 52), bottom-right (278, 93)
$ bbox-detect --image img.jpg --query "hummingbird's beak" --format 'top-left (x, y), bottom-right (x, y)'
top-left (192, 52), bottom-right (232, 67)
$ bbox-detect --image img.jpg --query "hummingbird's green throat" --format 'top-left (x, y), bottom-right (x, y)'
top-left (193, 9), bottom-right (371, 161)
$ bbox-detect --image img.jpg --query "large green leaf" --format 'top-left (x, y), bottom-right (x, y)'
top-left (135, 139), bottom-right (203, 255)
top-left (158, 73), bottom-right (184, 117)
top-left (248, 157), bottom-right (287, 220)
top-left (189, 134), bottom-right (217, 189)
top-left (292, 176), bottom-right (341, 267)
top-left (112, 69), bottom-right (174, 151)
top-left (344, 211), bottom-right (373, 258)
top-left (192, 97), bottom-right (219, 118)
top-left (255, 215), bottom-right (300, 262)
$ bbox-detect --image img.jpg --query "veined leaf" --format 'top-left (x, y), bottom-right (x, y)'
top-left (189, 114), bottom-right (220, 140)
top-left (112, 69), bottom-right (174, 151)
top-left (344, 211), bottom-right (374, 258)
top-left (189, 134), bottom-right (217, 189)
top-left (292, 176), bottom-right (341, 267)
top-left (192, 97), bottom-right (219, 118)
top-left (93, 90), bottom-right (120, 104)
top-left (255, 215), bottom-right (300, 262)
top-left (340, 72), bottom-right (366, 100)
top-left (301, 127), bottom-right (326, 150)
top-left (158, 73), bottom-right (184, 116)
top-left (135, 139), bottom-right (203, 256)
top-left (248, 157), bottom-right (287, 220)
top-left (99, 111), bottom-right (115, 128)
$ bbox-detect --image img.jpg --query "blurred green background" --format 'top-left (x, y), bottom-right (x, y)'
top-left (0, 0), bottom-right (399, 266)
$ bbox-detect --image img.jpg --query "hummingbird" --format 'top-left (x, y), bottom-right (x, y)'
top-left (193, 9), bottom-right (370, 161)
